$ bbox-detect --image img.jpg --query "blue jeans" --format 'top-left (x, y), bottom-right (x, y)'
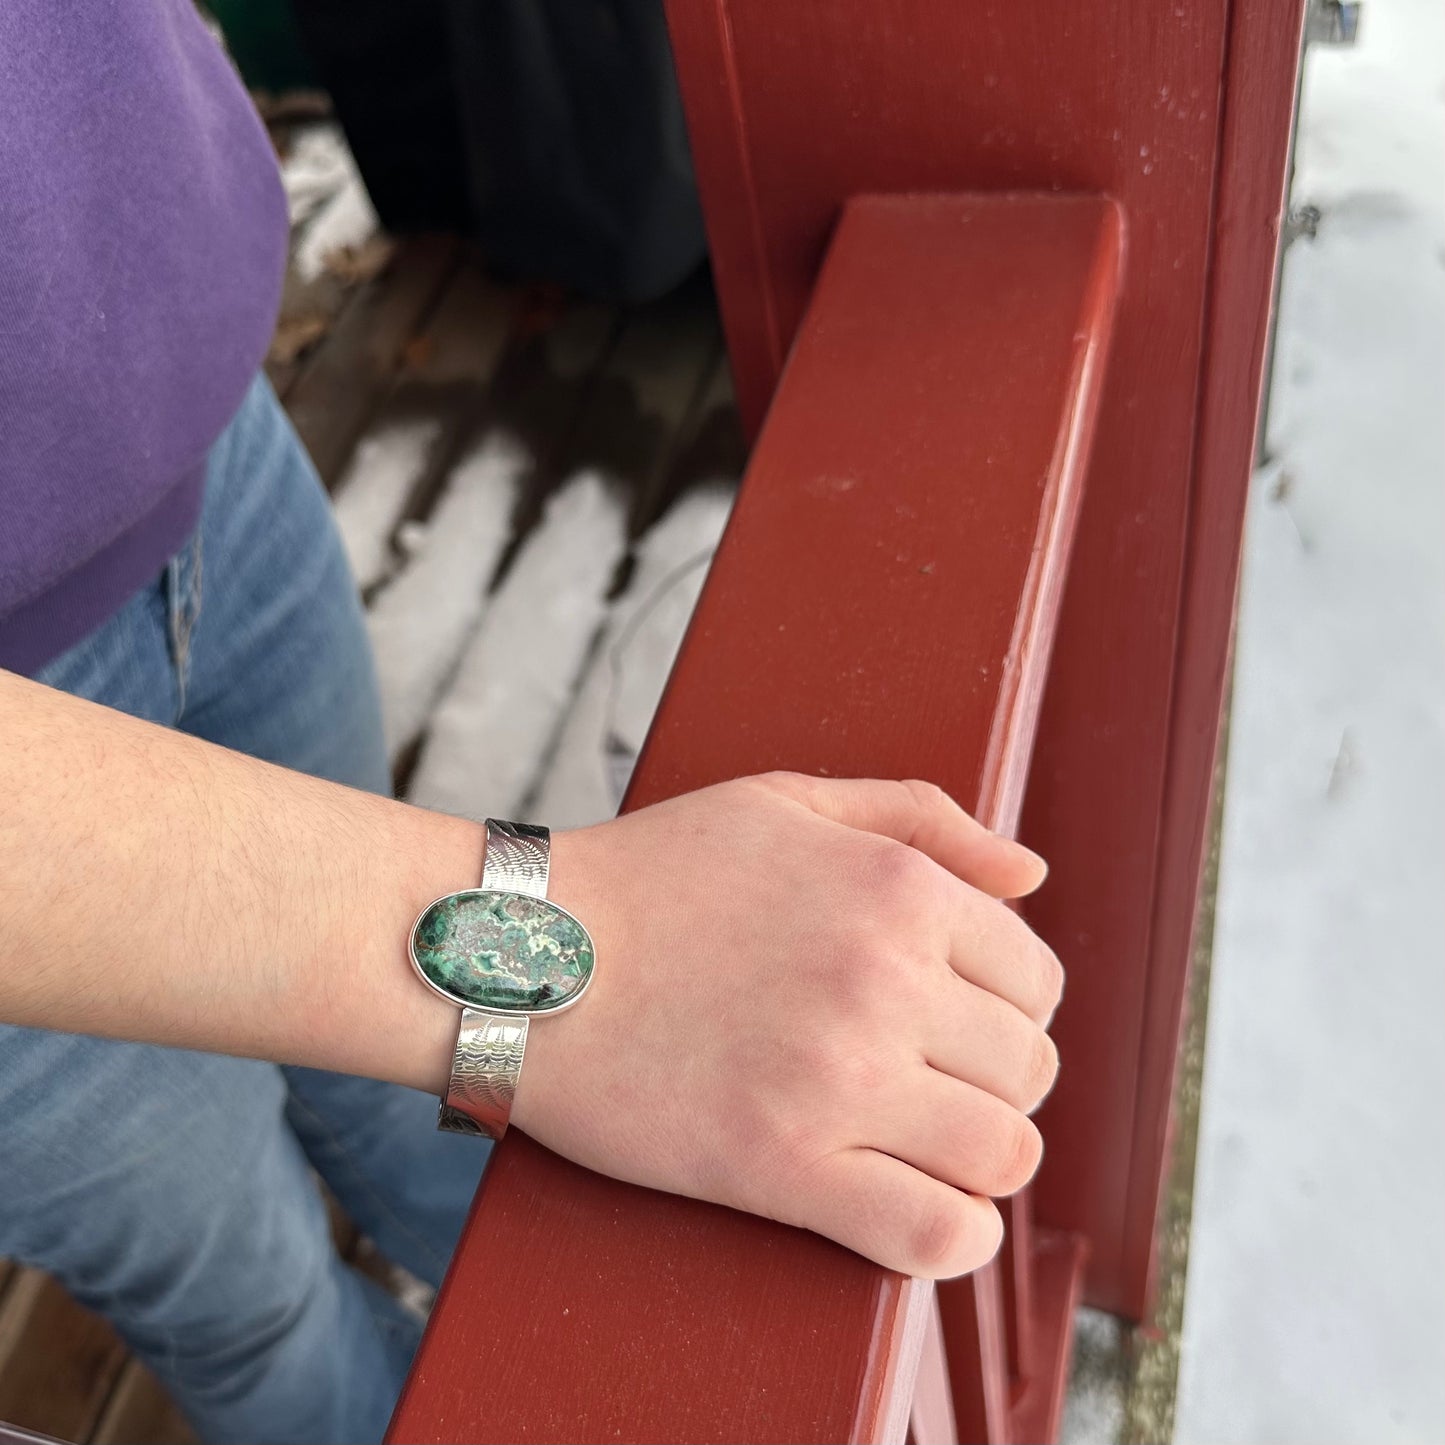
top-left (1, 377), bottom-right (486, 1444)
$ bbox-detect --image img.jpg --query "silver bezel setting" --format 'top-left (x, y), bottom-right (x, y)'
top-left (407, 887), bottom-right (597, 1019)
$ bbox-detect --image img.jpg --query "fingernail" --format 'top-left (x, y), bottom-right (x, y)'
top-left (1020, 845), bottom-right (1049, 880)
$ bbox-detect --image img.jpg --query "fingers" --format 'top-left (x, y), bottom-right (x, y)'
top-left (787, 1148), bottom-right (1004, 1279)
top-left (923, 977), bottom-right (1060, 1113)
top-left (757, 773), bottom-right (1046, 899)
top-left (875, 1065), bottom-right (1043, 1199)
top-left (753, 773), bottom-right (1062, 1017)
top-left (919, 877), bottom-right (1064, 1025)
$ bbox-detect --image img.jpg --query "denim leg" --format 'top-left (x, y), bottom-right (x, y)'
top-left (3, 374), bottom-right (483, 1444)
top-left (5, 531), bottom-right (415, 1443)
top-left (174, 371), bottom-right (392, 792)
top-left (0, 1032), bottom-right (417, 1445)
top-left (279, 1069), bottom-right (484, 1290)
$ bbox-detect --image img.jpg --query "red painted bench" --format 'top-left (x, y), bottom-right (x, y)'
top-left (390, 1), bottom-right (1303, 1438)
top-left (392, 190), bottom-right (1118, 1444)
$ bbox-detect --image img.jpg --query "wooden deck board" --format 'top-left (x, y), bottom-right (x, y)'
top-left (548, 275), bottom-right (722, 545)
top-left (0, 1272), bottom-right (127, 1444)
top-left (89, 1362), bottom-right (196, 1445)
top-left (373, 263), bottom-right (524, 532)
top-left (632, 352), bottom-right (745, 540)
top-left (287, 233), bottom-right (462, 488)
top-left (330, 258), bottom-right (522, 602)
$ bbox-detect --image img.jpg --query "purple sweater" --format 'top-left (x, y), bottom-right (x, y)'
top-left (0, 0), bottom-right (287, 674)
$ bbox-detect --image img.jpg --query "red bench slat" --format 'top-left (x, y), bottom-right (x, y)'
top-left (389, 191), bottom-right (1120, 1445)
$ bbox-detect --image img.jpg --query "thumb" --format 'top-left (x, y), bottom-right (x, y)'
top-left (755, 773), bottom-right (1048, 900)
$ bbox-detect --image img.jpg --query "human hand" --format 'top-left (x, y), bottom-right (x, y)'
top-left (520, 772), bottom-right (1062, 1279)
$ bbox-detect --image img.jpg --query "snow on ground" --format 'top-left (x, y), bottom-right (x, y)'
top-left (366, 433), bottom-right (527, 761)
top-left (408, 471), bottom-right (628, 820)
top-left (532, 486), bottom-right (734, 829)
top-left (278, 125), bottom-right (355, 228)
top-left (291, 131), bottom-right (379, 282)
top-left (331, 419), bottom-right (443, 591)
top-left (1060, 1311), bottom-right (1127, 1445)
top-left (1175, 2), bottom-right (1445, 1441)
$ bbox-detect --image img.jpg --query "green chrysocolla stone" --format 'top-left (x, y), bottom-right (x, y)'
top-left (410, 889), bottom-right (595, 1013)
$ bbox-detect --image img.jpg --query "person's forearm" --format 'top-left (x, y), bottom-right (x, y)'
top-left (3, 666), bottom-right (1066, 1280)
top-left (1, 668), bottom-right (472, 1093)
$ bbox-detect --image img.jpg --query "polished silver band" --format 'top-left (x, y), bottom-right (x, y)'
top-left (437, 820), bottom-right (550, 1139)
top-left (478, 819), bottom-right (550, 898)
top-left (437, 1011), bottom-right (529, 1138)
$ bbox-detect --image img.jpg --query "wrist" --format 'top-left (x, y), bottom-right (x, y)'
top-left (315, 797), bottom-right (488, 1096)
